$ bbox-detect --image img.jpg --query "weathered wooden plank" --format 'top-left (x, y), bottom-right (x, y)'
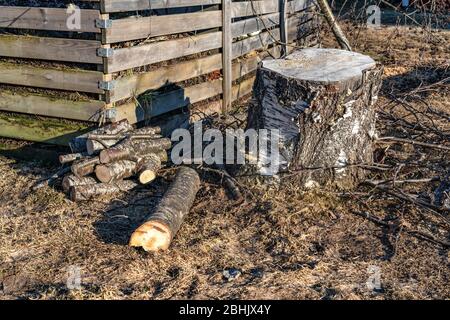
top-left (105, 11), bottom-right (222, 43)
top-left (231, 12), bottom-right (279, 39)
top-left (222, 0), bottom-right (232, 113)
top-left (102, 0), bottom-right (222, 13)
top-left (0, 92), bottom-right (106, 121)
top-left (0, 6), bottom-right (100, 33)
top-left (0, 112), bottom-right (90, 145)
top-left (0, 35), bottom-right (102, 64)
top-left (111, 54), bottom-right (222, 103)
top-left (0, 62), bottom-right (104, 94)
top-left (106, 31), bottom-right (222, 73)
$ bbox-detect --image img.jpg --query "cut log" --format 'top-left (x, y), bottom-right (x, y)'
top-left (246, 48), bottom-right (383, 189)
top-left (129, 167), bottom-right (200, 252)
top-left (71, 157), bottom-right (100, 177)
top-left (59, 152), bottom-right (89, 164)
top-left (86, 126), bottom-right (162, 155)
top-left (69, 119), bottom-right (133, 153)
top-left (137, 154), bottom-right (162, 184)
top-left (95, 159), bottom-right (140, 184)
top-left (86, 138), bottom-right (121, 156)
top-left (62, 174), bottom-right (97, 193)
top-left (158, 150), bottom-right (169, 163)
top-left (70, 180), bottom-right (138, 202)
top-left (99, 138), bottom-right (172, 164)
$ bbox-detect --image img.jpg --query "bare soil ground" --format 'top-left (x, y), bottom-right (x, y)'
top-left (0, 24), bottom-right (449, 300)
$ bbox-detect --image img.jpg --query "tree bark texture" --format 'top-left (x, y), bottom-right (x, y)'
top-left (129, 167), bottom-right (200, 251)
top-left (247, 48), bottom-right (383, 189)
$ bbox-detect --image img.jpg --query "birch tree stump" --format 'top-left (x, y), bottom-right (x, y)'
top-left (247, 48), bottom-right (383, 189)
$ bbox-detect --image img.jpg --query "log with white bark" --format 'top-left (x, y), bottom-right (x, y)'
top-left (70, 180), bottom-right (138, 202)
top-left (86, 126), bottom-right (162, 155)
top-left (62, 175), bottom-right (97, 192)
top-left (69, 119), bottom-right (133, 153)
top-left (137, 154), bottom-right (162, 184)
top-left (95, 150), bottom-right (168, 184)
top-left (95, 159), bottom-right (140, 184)
top-left (59, 152), bottom-right (89, 164)
top-left (246, 48), bottom-right (383, 189)
top-left (99, 138), bottom-right (172, 164)
top-left (129, 167), bottom-right (200, 252)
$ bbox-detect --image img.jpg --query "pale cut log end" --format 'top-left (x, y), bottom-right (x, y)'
top-left (95, 165), bottom-right (113, 184)
top-left (129, 221), bottom-right (172, 252)
top-left (138, 170), bottom-right (157, 185)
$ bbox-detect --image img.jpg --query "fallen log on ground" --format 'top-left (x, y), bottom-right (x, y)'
top-left (62, 175), bottom-right (97, 192)
top-left (69, 119), bottom-right (133, 153)
top-left (99, 138), bottom-right (172, 164)
top-left (70, 180), bottom-right (138, 202)
top-left (129, 167), bottom-right (200, 252)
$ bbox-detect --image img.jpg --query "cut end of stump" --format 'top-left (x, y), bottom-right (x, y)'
top-left (129, 221), bottom-right (172, 252)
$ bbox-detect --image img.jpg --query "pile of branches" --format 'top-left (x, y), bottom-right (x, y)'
top-left (57, 120), bottom-right (172, 202)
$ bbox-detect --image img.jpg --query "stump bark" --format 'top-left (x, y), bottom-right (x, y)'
top-left (129, 167), bottom-right (200, 252)
top-left (247, 48), bottom-right (383, 189)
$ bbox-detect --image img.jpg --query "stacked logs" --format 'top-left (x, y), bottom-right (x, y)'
top-left (60, 120), bottom-right (172, 201)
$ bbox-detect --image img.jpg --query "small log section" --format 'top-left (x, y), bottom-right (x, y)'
top-left (129, 167), bottom-right (201, 252)
top-left (247, 48), bottom-right (383, 189)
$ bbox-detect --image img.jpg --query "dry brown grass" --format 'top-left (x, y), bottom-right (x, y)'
top-left (0, 24), bottom-right (449, 300)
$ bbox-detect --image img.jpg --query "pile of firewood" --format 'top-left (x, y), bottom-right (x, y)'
top-left (51, 120), bottom-right (202, 252)
top-left (59, 120), bottom-right (172, 202)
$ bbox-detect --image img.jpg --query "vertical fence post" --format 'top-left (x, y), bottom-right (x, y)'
top-left (222, 0), bottom-right (232, 114)
top-left (280, 0), bottom-right (288, 57)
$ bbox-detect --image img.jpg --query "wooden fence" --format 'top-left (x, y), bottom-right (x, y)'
top-left (0, 0), bottom-right (320, 143)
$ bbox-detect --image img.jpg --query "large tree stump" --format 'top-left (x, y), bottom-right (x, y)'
top-left (247, 48), bottom-right (383, 189)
